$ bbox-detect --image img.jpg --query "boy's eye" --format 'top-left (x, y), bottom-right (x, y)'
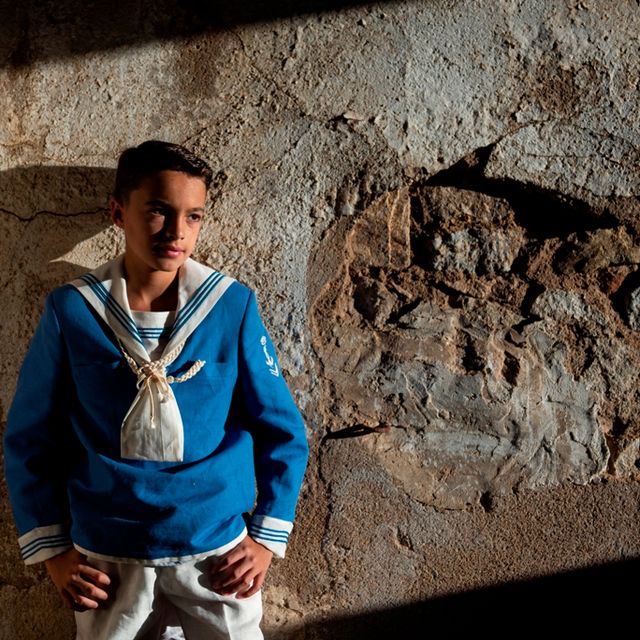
top-left (188, 213), bottom-right (203, 222)
top-left (149, 208), bottom-right (166, 216)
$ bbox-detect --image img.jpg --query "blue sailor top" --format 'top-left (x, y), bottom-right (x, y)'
top-left (3, 257), bottom-right (309, 565)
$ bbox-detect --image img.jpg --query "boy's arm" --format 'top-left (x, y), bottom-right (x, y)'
top-left (45, 548), bottom-right (111, 610)
top-left (237, 290), bottom-right (309, 559)
top-left (3, 293), bottom-right (75, 564)
top-left (209, 534), bottom-right (272, 599)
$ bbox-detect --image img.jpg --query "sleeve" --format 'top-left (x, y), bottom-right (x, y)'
top-left (237, 290), bottom-right (309, 558)
top-left (3, 293), bottom-right (75, 564)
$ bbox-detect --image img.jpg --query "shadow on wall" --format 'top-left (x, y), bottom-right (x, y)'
top-left (0, 165), bottom-right (114, 636)
top-left (0, 165), bottom-right (115, 343)
top-left (0, 165), bottom-right (114, 218)
top-left (1, 0), bottom-right (391, 67)
top-left (285, 557), bottom-right (639, 638)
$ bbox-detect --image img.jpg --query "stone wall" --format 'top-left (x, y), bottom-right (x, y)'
top-left (1, 1), bottom-right (639, 637)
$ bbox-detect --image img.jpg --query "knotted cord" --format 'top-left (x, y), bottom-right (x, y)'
top-left (118, 340), bottom-right (205, 424)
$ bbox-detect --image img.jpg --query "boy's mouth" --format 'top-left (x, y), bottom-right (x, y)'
top-left (154, 245), bottom-right (184, 258)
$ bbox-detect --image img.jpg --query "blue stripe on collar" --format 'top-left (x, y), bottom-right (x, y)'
top-left (172, 271), bottom-right (224, 335)
top-left (80, 273), bottom-right (144, 346)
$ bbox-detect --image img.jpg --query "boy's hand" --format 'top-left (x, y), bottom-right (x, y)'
top-left (44, 548), bottom-right (112, 611)
top-left (209, 535), bottom-right (273, 599)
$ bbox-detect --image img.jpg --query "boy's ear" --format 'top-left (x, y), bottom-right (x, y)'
top-left (110, 196), bottom-right (125, 228)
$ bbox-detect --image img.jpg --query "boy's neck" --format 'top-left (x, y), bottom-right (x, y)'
top-left (123, 260), bottom-right (180, 312)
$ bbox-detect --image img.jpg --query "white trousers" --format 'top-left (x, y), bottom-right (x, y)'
top-left (74, 555), bottom-right (263, 640)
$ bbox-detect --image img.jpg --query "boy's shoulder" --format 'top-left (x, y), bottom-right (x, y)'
top-left (41, 282), bottom-right (99, 329)
top-left (47, 281), bottom-right (88, 309)
top-left (188, 258), bottom-right (257, 308)
top-left (223, 277), bottom-right (254, 303)
top-left (211, 276), bottom-right (265, 326)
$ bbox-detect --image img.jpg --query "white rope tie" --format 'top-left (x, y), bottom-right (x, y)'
top-left (119, 340), bottom-right (205, 425)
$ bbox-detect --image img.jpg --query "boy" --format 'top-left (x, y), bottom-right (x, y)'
top-left (3, 140), bottom-right (309, 639)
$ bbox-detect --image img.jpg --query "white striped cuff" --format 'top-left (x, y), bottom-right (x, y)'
top-left (248, 515), bottom-right (293, 559)
top-left (18, 525), bottom-right (73, 565)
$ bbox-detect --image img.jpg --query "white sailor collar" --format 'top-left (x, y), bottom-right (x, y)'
top-left (70, 255), bottom-right (235, 462)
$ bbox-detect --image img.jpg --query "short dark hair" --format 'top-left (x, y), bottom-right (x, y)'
top-left (113, 140), bottom-right (213, 202)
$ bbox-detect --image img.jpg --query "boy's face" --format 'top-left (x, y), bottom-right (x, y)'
top-left (111, 170), bottom-right (207, 278)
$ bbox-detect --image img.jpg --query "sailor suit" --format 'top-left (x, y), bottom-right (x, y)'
top-left (4, 256), bottom-right (309, 568)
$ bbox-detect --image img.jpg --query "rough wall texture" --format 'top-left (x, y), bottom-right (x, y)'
top-left (1, 1), bottom-right (639, 638)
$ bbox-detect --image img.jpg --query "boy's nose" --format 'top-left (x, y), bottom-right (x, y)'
top-left (165, 215), bottom-right (186, 240)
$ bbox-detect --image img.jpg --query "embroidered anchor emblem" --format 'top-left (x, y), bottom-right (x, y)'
top-left (260, 336), bottom-right (279, 377)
